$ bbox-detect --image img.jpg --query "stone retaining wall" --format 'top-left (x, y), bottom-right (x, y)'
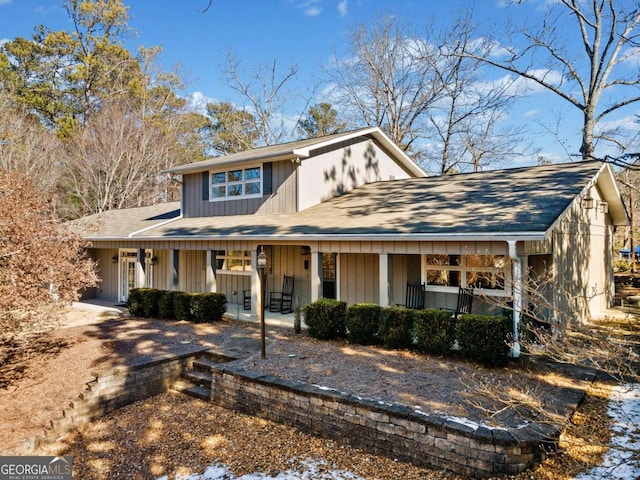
top-left (210, 364), bottom-right (560, 478)
top-left (5, 349), bottom-right (207, 456)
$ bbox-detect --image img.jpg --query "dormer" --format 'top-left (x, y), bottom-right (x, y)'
top-left (163, 127), bottom-right (426, 218)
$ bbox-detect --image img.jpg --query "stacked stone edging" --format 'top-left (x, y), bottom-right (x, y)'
top-left (3, 349), bottom-right (208, 456)
top-left (210, 364), bottom-right (560, 478)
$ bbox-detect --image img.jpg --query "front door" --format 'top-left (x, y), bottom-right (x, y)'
top-left (119, 253), bottom-right (137, 303)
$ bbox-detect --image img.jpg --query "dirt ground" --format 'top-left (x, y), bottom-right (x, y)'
top-left (0, 305), bottom-right (625, 479)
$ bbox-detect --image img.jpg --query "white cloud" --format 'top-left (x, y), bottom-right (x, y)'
top-left (185, 91), bottom-right (217, 115)
top-left (305, 6), bottom-right (322, 16)
top-left (0, 0), bottom-right (12, 5)
top-left (338, 0), bottom-right (348, 16)
top-left (524, 109), bottom-right (540, 118)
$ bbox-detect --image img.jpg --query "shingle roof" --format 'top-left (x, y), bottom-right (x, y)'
top-left (75, 160), bottom-right (623, 243)
top-left (162, 126), bottom-right (425, 177)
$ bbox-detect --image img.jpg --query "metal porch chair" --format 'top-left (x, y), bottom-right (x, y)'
top-left (397, 282), bottom-right (426, 309)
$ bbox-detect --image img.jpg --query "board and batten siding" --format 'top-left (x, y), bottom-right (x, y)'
top-left (298, 139), bottom-right (415, 211)
top-left (89, 248), bottom-right (119, 301)
top-left (339, 253), bottom-right (379, 305)
top-left (182, 160), bottom-right (298, 218)
top-left (552, 186), bottom-right (614, 322)
top-left (178, 250), bottom-right (205, 293)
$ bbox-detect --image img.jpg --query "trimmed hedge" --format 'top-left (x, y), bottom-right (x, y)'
top-left (141, 288), bottom-right (164, 318)
top-left (173, 292), bottom-right (195, 321)
top-left (456, 314), bottom-right (512, 367)
top-left (379, 307), bottom-right (415, 350)
top-left (303, 298), bottom-right (347, 340)
top-left (414, 308), bottom-right (455, 355)
top-left (191, 292), bottom-right (227, 322)
top-left (126, 289), bottom-right (227, 323)
top-left (158, 290), bottom-right (179, 320)
top-left (126, 288), bottom-right (146, 317)
top-left (345, 303), bottom-right (382, 345)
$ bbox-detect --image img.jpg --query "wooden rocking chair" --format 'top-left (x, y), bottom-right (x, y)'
top-left (269, 275), bottom-right (295, 313)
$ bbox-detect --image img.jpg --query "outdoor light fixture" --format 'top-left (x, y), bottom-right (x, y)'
top-left (599, 201), bottom-right (609, 213)
top-left (150, 256), bottom-right (158, 266)
top-left (581, 195), bottom-right (594, 209)
top-left (257, 248), bottom-right (268, 269)
top-left (257, 247), bottom-right (268, 359)
top-left (111, 255), bottom-right (118, 264)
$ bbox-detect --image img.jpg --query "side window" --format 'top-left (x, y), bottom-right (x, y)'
top-left (424, 254), bottom-right (507, 291)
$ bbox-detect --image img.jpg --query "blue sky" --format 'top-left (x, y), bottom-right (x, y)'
top-left (1, 0), bottom-right (639, 167)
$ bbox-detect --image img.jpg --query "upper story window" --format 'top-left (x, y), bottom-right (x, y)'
top-left (210, 166), bottom-right (262, 201)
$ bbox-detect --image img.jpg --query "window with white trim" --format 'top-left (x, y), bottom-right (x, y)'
top-left (425, 254), bottom-right (508, 292)
top-left (215, 250), bottom-right (252, 274)
top-left (210, 166), bottom-right (262, 201)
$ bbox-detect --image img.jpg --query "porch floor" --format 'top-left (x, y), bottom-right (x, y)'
top-left (73, 299), bottom-right (297, 329)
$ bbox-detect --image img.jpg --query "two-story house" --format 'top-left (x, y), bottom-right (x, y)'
top-left (74, 126), bottom-right (628, 344)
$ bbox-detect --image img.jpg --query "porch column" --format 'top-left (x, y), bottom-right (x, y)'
top-left (508, 240), bottom-right (522, 358)
top-left (251, 249), bottom-right (261, 316)
top-left (379, 253), bottom-right (390, 307)
top-left (169, 249), bottom-right (179, 291)
top-left (205, 250), bottom-right (217, 292)
top-left (310, 250), bottom-right (321, 302)
top-left (135, 248), bottom-right (146, 288)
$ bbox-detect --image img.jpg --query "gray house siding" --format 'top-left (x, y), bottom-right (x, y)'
top-left (298, 139), bottom-right (413, 211)
top-left (182, 160), bottom-right (298, 218)
top-left (339, 253), bottom-right (380, 305)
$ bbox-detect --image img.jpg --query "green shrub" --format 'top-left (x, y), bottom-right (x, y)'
top-left (345, 303), bottom-right (382, 345)
top-left (191, 292), bottom-right (227, 322)
top-left (141, 288), bottom-right (164, 318)
top-left (303, 298), bottom-right (347, 340)
top-left (380, 307), bottom-right (415, 350)
top-left (456, 314), bottom-right (512, 367)
top-left (126, 288), bottom-right (145, 317)
top-left (173, 292), bottom-right (194, 321)
top-left (414, 308), bottom-right (455, 355)
top-left (158, 290), bottom-right (180, 320)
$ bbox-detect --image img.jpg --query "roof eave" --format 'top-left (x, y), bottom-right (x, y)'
top-left (84, 232), bottom-right (547, 243)
top-left (162, 151), bottom-right (302, 176)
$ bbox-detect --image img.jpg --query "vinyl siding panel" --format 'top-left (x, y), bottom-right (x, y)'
top-left (339, 253), bottom-right (379, 305)
top-left (298, 138), bottom-right (414, 211)
top-left (91, 248), bottom-right (119, 301)
top-left (179, 250), bottom-right (205, 293)
top-left (183, 160), bottom-right (297, 217)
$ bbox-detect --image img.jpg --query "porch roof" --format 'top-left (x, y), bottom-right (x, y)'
top-left (75, 160), bottom-right (627, 243)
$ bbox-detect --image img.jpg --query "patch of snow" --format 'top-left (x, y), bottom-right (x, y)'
top-left (575, 383), bottom-right (640, 480)
top-left (159, 459), bottom-right (366, 480)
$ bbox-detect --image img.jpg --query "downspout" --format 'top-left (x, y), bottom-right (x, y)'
top-left (508, 240), bottom-right (521, 358)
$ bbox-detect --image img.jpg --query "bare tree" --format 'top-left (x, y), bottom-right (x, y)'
top-left (326, 16), bottom-right (443, 160)
top-left (327, 15), bottom-right (533, 172)
top-left (424, 15), bottom-right (535, 174)
top-left (465, 0), bottom-right (640, 160)
top-left (0, 92), bottom-right (62, 195)
top-left (60, 99), bottom-right (174, 218)
top-left (222, 51), bottom-right (311, 146)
